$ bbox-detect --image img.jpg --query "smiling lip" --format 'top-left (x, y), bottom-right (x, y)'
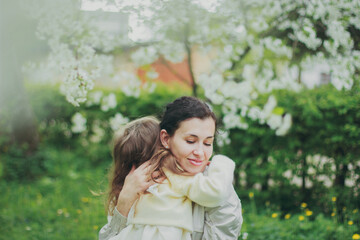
top-left (188, 159), bottom-right (203, 166)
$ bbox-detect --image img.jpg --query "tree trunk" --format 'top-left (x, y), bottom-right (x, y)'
top-left (184, 41), bottom-right (197, 97)
top-left (261, 157), bottom-right (269, 191)
top-left (183, 22), bottom-right (197, 97)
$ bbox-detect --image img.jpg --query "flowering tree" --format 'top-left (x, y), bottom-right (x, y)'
top-left (24, 0), bottom-right (360, 139)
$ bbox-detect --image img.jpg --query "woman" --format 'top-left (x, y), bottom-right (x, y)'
top-left (99, 96), bottom-right (242, 240)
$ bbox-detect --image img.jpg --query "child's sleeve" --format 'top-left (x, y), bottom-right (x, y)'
top-left (168, 154), bottom-right (235, 208)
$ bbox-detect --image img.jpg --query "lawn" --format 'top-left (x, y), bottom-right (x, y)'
top-left (1, 147), bottom-right (358, 240)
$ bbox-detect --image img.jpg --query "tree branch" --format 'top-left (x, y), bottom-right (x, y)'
top-left (159, 56), bottom-right (190, 86)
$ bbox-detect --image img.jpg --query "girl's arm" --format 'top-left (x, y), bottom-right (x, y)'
top-left (168, 154), bottom-right (235, 208)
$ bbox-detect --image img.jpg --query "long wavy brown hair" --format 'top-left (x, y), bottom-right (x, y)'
top-left (107, 116), bottom-right (161, 214)
top-left (147, 147), bottom-right (192, 183)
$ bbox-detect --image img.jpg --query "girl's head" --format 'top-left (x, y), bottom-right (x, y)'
top-left (113, 116), bottom-right (160, 170)
top-left (108, 116), bottom-right (160, 212)
top-left (160, 96), bottom-right (217, 174)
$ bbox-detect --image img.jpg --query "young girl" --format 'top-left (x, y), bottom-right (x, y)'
top-left (106, 116), bottom-right (162, 218)
top-left (108, 115), bottom-right (235, 240)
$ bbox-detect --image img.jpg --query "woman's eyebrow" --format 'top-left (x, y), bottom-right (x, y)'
top-left (188, 134), bottom-right (214, 139)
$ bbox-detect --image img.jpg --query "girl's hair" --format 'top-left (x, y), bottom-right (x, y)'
top-left (160, 96), bottom-right (217, 137)
top-left (107, 116), bottom-right (161, 214)
top-left (147, 147), bottom-right (192, 182)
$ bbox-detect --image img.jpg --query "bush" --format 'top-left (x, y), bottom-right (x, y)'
top-left (0, 82), bottom-right (190, 182)
top-left (221, 84), bottom-right (360, 220)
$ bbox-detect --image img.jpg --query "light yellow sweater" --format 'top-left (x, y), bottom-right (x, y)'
top-left (128, 155), bottom-right (235, 232)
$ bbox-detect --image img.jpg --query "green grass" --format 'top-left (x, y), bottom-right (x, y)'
top-left (1, 147), bottom-right (359, 240)
top-left (0, 148), bottom-right (110, 240)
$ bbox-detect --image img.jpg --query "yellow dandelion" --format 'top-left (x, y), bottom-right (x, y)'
top-left (331, 212), bottom-right (336, 217)
top-left (93, 225), bottom-right (99, 230)
top-left (332, 197), bottom-right (337, 202)
top-left (353, 234), bottom-right (360, 240)
top-left (285, 214), bottom-right (291, 220)
top-left (271, 213), bottom-right (278, 218)
top-left (353, 209), bottom-right (358, 214)
top-left (249, 192), bottom-right (254, 198)
top-left (348, 221), bottom-right (354, 226)
top-left (77, 209), bottom-right (82, 214)
top-left (301, 202), bottom-right (307, 208)
top-left (305, 210), bottom-right (313, 216)
top-left (298, 215), bottom-right (305, 221)
top-left (81, 197), bottom-right (89, 203)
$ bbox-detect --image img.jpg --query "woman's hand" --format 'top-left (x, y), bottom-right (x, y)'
top-left (116, 161), bottom-right (165, 217)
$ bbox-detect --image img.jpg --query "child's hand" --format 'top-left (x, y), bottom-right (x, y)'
top-left (152, 170), bottom-right (166, 183)
top-left (117, 161), bottom-right (160, 216)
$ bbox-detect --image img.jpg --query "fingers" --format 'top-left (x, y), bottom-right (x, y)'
top-left (137, 160), bottom-right (151, 170)
top-left (146, 175), bottom-right (166, 188)
top-left (135, 161), bottom-right (152, 177)
top-left (156, 176), bottom-right (166, 183)
top-left (129, 164), bottom-right (136, 173)
top-left (152, 170), bottom-right (161, 179)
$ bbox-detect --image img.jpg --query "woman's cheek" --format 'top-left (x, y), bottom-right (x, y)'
top-left (205, 147), bottom-right (213, 160)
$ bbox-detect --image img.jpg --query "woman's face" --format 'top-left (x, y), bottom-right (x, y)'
top-left (161, 117), bottom-right (215, 175)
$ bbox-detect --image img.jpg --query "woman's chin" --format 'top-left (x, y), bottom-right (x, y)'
top-left (184, 164), bottom-right (207, 175)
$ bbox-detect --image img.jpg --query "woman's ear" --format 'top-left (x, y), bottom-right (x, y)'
top-left (160, 129), bottom-right (170, 149)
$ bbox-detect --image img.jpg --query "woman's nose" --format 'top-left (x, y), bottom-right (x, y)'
top-left (193, 147), bottom-right (204, 157)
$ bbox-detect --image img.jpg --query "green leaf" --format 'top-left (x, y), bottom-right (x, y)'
top-left (273, 107), bottom-right (285, 115)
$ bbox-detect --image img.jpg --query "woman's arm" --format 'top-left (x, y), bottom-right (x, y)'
top-left (193, 155), bottom-right (243, 240)
top-left (202, 186), bottom-right (243, 240)
top-left (99, 208), bottom-right (128, 240)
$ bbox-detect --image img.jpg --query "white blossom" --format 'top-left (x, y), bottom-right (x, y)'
top-left (86, 91), bottom-right (103, 107)
top-left (247, 107), bottom-right (264, 121)
top-left (157, 41), bottom-right (185, 63)
top-left (290, 175), bottom-right (303, 187)
top-left (267, 114), bottom-right (282, 130)
top-left (263, 95), bottom-right (277, 118)
top-left (317, 175), bottom-right (333, 188)
top-left (89, 121), bottom-right (105, 143)
top-left (109, 113), bottom-right (129, 131)
top-left (223, 113), bottom-right (248, 130)
top-left (29, 0), bottom-right (117, 106)
top-left (283, 169), bottom-right (292, 179)
top-left (131, 46), bottom-right (158, 66)
top-left (276, 114), bottom-right (292, 136)
top-left (146, 70), bottom-right (159, 79)
top-left (71, 112), bottom-right (87, 133)
top-left (216, 129), bottom-right (231, 147)
top-left (242, 232), bottom-right (249, 240)
top-left (101, 93), bottom-right (117, 112)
